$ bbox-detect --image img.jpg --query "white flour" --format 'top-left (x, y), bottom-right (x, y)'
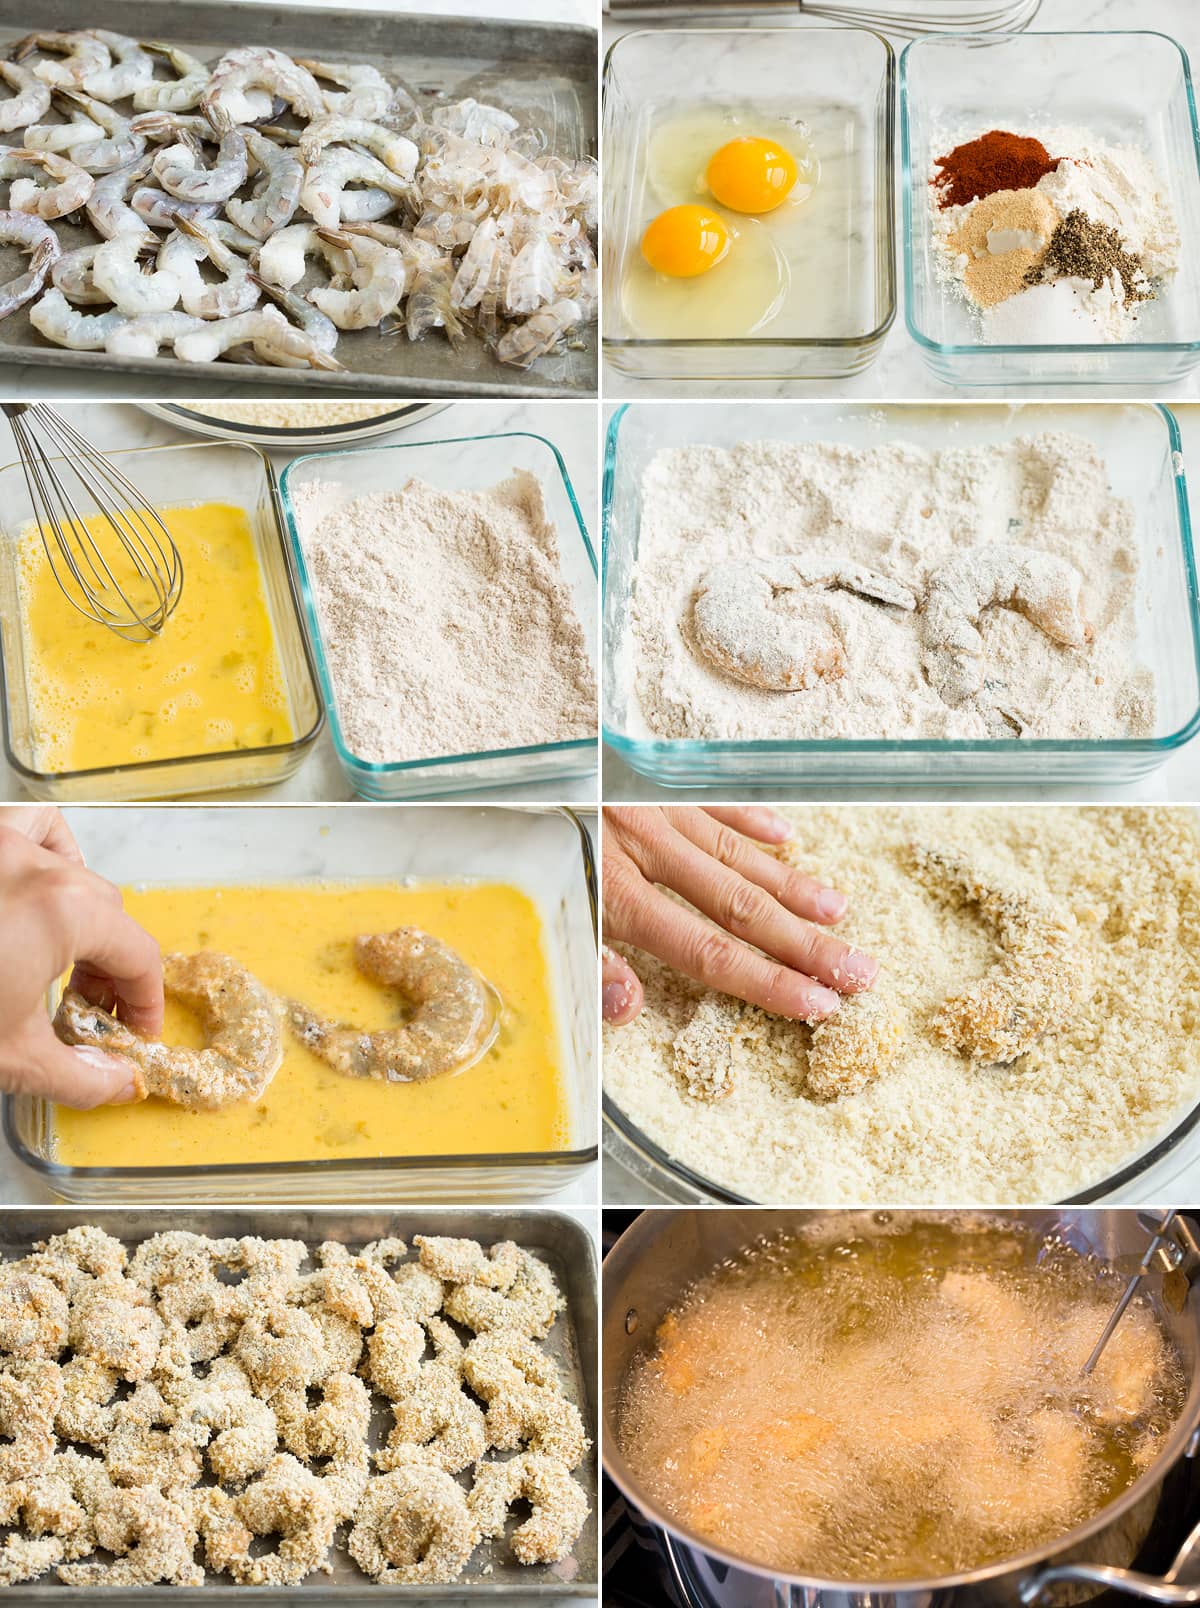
top-left (624, 432), bottom-right (1153, 742)
top-left (291, 472), bottom-right (595, 764)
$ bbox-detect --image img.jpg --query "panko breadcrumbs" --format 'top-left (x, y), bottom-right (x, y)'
top-left (603, 806), bottom-right (1200, 1203)
top-left (178, 403), bottom-right (403, 430)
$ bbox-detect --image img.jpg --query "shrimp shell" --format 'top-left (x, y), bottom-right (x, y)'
top-left (285, 927), bottom-right (496, 1083)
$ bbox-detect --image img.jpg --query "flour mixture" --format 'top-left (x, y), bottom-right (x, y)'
top-left (603, 807), bottom-right (1200, 1203)
top-left (624, 433), bottom-right (1152, 742)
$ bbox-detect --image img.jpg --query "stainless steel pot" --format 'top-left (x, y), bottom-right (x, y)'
top-left (602, 1209), bottom-right (1200, 1608)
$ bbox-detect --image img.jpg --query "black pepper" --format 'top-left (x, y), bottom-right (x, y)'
top-left (1025, 208), bottom-right (1152, 306)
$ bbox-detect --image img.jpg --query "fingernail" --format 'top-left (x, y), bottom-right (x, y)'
top-left (804, 986), bottom-right (841, 1022)
top-left (760, 811), bottom-right (793, 843)
top-left (844, 951), bottom-right (879, 986)
top-left (603, 983), bottom-right (630, 1022)
top-left (817, 888), bottom-right (847, 921)
top-left (110, 1078), bottom-right (142, 1105)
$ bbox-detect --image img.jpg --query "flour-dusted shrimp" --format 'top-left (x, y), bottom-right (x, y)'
top-left (79, 31), bottom-right (155, 102)
top-left (300, 147), bottom-right (411, 230)
top-left (54, 89), bottom-right (144, 173)
top-left (151, 116), bottom-right (248, 205)
top-left (200, 1453), bottom-right (339, 1586)
top-left (0, 1359), bottom-right (63, 1480)
top-left (84, 153), bottom-right (154, 239)
top-left (691, 557), bottom-right (918, 693)
top-left (805, 987), bottom-right (903, 1102)
top-left (12, 31), bottom-right (110, 89)
top-left (349, 1466), bottom-right (479, 1585)
top-left (203, 47), bottom-right (326, 125)
top-left (0, 1268), bottom-right (68, 1359)
top-left (469, 1452), bottom-right (588, 1565)
top-left (2, 148), bottom-right (94, 221)
top-left (225, 127), bottom-right (301, 238)
top-left (300, 115), bottom-right (418, 179)
top-left (0, 61), bottom-right (51, 132)
top-left (159, 218), bottom-right (259, 319)
top-left (55, 951), bottom-right (285, 1110)
top-left (0, 210), bottom-right (59, 319)
top-left (306, 228), bottom-right (406, 329)
top-left (296, 59), bottom-right (393, 120)
top-left (286, 927), bottom-right (496, 1083)
top-left (59, 1487), bottom-right (203, 1588)
top-left (910, 841), bottom-right (1087, 1065)
top-left (921, 543), bottom-right (1093, 711)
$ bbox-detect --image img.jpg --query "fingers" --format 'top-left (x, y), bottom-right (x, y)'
top-left (0, 806), bottom-right (83, 863)
top-left (702, 806), bottom-right (792, 845)
top-left (10, 1024), bottom-right (145, 1110)
top-left (675, 808), bottom-right (848, 926)
top-left (59, 896), bottom-right (164, 1038)
top-left (601, 945), bottom-right (643, 1025)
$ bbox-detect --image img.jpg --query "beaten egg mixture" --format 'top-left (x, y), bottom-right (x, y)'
top-left (52, 880), bottom-right (570, 1168)
top-left (18, 501), bottom-right (293, 773)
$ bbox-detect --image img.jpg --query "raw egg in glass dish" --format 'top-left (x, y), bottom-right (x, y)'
top-left (623, 210), bottom-right (789, 338)
top-left (646, 109), bottom-right (818, 214)
top-left (707, 137), bottom-right (798, 213)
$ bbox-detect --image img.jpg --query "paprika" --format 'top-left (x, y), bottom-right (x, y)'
top-left (932, 130), bottom-right (1059, 208)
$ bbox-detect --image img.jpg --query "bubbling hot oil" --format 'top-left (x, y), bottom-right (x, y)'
top-left (617, 1216), bottom-right (1188, 1580)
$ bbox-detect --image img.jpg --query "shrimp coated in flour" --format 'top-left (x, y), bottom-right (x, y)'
top-left (285, 928), bottom-right (496, 1083)
top-left (53, 951), bottom-right (285, 1110)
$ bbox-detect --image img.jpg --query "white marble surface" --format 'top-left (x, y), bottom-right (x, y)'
top-left (0, 400), bottom-right (601, 804)
top-left (602, 0), bottom-right (1200, 401)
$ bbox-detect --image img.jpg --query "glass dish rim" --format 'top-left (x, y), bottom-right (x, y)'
top-left (0, 438), bottom-right (326, 788)
top-left (277, 430), bottom-right (599, 777)
top-left (601, 399), bottom-right (1200, 762)
top-left (150, 403), bottom-right (434, 440)
top-left (900, 28), bottom-right (1200, 358)
top-left (5, 804), bottom-right (600, 1185)
top-left (601, 23), bottom-right (898, 356)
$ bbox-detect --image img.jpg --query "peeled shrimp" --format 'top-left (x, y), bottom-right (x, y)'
top-left (225, 128), bottom-right (301, 239)
top-left (300, 115), bottom-right (418, 180)
top-left (158, 224), bottom-right (259, 319)
top-left (249, 274), bottom-right (338, 367)
top-left (81, 31), bottom-right (155, 102)
top-left (130, 185), bottom-right (221, 231)
top-left (84, 154), bottom-right (154, 240)
top-left (92, 232), bottom-right (181, 315)
top-left (23, 108), bottom-right (104, 157)
top-left (910, 842), bottom-right (1086, 1065)
top-left (296, 59), bottom-right (393, 120)
top-left (285, 928), bottom-right (496, 1084)
top-left (0, 61), bottom-right (51, 133)
top-left (133, 43), bottom-right (210, 113)
top-left (0, 211), bottom-right (59, 319)
top-left (691, 557), bottom-right (918, 692)
top-left (51, 243), bottom-right (112, 304)
top-left (2, 148), bottom-right (94, 221)
top-left (309, 229), bottom-right (406, 329)
top-left (54, 952), bottom-right (285, 1110)
top-left (202, 47), bottom-right (325, 125)
top-left (56, 90), bottom-right (145, 173)
top-left (299, 147), bottom-right (411, 230)
top-left (253, 221), bottom-right (353, 290)
top-left (172, 305), bottom-right (341, 369)
top-left (12, 31), bottom-right (111, 89)
top-left (29, 287), bottom-right (128, 349)
top-left (152, 117), bottom-right (248, 205)
top-left (348, 1467), bottom-right (479, 1586)
top-left (468, 1452), bottom-right (587, 1565)
top-left (921, 543), bottom-right (1093, 709)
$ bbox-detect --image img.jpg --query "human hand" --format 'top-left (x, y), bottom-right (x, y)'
top-left (602, 806), bottom-right (878, 1026)
top-left (0, 806), bottom-right (162, 1108)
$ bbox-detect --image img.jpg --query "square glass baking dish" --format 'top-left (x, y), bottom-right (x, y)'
top-left (602, 400), bottom-right (1200, 789)
top-left (0, 440), bottom-right (324, 803)
top-left (4, 804), bottom-right (598, 1204)
top-left (277, 433), bottom-right (599, 801)
top-left (602, 25), bottom-right (895, 384)
top-left (0, 1205), bottom-right (598, 1603)
top-left (902, 30), bottom-right (1200, 387)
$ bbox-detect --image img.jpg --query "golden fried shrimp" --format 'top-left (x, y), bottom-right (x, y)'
top-left (200, 1454), bottom-right (338, 1586)
top-left (232, 1303), bottom-right (329, 1398)
top-left (55, 1357), bottom-right (118, 1447)
top-left (349, 1466), bottom-right (479, 1585)
top-left (413, 1235), bottom-right (521, 1290)
top-left (59, 1487), bottom-right (203, 1587)
top-left (0, 1360), bottom-right (63, 1480)
top-left (0, 1269), bottom-right (68, 1359)
top-left (805, 988), bottom-right (903, 1102)
top-left (54, 951), bottom-right (285, 1111)
top-left (691, 557), bottom-right (918, 693)
top-left (442, 1250), bottom-right (563, 1340)
top-left (921, 543), bottom-right (1092, 712)
top-left (672, 996), bottom-right (741, 1102)
top-left (468, 1452), bottom-right (588, 1565)
top-left (910, 842), bottom-right (1085, 1064)
top-left (68, 1276), bottom-right (162, 1380)
top-left (285, 927), bottom-right (497, 1083)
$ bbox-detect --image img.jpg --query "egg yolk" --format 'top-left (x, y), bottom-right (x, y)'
top-left (640, 205), bottom-right (731, 278)
top-left (706, 137), bottom-right (798, 214)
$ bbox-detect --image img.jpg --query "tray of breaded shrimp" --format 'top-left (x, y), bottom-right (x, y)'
top-left (0, 1208), bottom-right (598, 1598)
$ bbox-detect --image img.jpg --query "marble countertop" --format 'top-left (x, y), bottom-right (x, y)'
top-left (0, 399), bottom-right (600, 804)
top-left (603, 0), bottom-right (1200, 401)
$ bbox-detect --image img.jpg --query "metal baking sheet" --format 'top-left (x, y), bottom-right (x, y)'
top-left (0, 1207), bottom-right (599, 1602)
top-left (0, 0), bottom-right (597, 399)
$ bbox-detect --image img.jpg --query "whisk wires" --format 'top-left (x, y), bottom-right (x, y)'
top-left (5, 404), bottom-right (183, 644)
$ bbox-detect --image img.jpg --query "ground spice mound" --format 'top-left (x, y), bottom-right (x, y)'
top-left (946, 188), bottom-right (1059, 308)
top-left (1027, 208), bottom-right (1152, 306)
top-left (934, 130), bottom-right (1059, 208)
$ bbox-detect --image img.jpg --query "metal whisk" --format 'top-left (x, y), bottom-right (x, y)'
top-left (603, 0), bottom-right (1042, 30)
top-left (3, 403), bottom-right (183, 644)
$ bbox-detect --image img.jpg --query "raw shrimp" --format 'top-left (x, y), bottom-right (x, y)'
top-left (0, 211), bottom-right (60, 320)
top-left (909, 841), bottom-right (1086, 1065)
top-left (23, 107), bottom-right (104, 156)
top-left (84, 153), bottom-right (154, 240)
top-left (105, 310), bottom-right (206, 359)
top-left (285, 927), bottom-right (496, 1083)
top-left (54, 951), bottom-right (285, 1110)
top-left (348, 1467), bottom-right (479, 1586)
top-left (91, 232), bottom-right (181, 314)
top-left (296, 59), bottom-right (393, 120)
top-left (159, 218), bottom-right (259, 318)
top-left (50, 243), bottom-right (110, 304)
top-left (307, 229), bottom-right (406, 329)
top-left (300, 147), bottom-right (411, 230)
top-left (249, 274), bottom-right (338, 367)
top-left (300, 115), bottom-right (418, 180)
top-left (133, 43), bottom-right (212, 113)
top-left (253, 221), bottom-right (353, 290)
top-left (0, 62), bottom-right (51, 133)
top-left (152, 116), bottom-right (248, 205)
top-left (130, 185), bottom-right (221, 230)
top-left (203, 47), bottom-right (325, 124)
top-left (29, 288), bottom-right (128, 350)
top-left (12, 32), bottom-right (111, 90)
top-left (690, 557), bottom-right (918, 692)
top-left (172, 305), bottom-right (341, 368)
top-left (921, 543), bottom-right (1093, 709)
top-left (225, 128), bottom-right (301, 239)
top-left (81, 31), bottom-right (156, 102)
top-left (2, 148), bottom-right (94, 221)
top-left (468, 1452), bottom-right (587, 1565)
top-left (55, 89), bottom-right (145, 173)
